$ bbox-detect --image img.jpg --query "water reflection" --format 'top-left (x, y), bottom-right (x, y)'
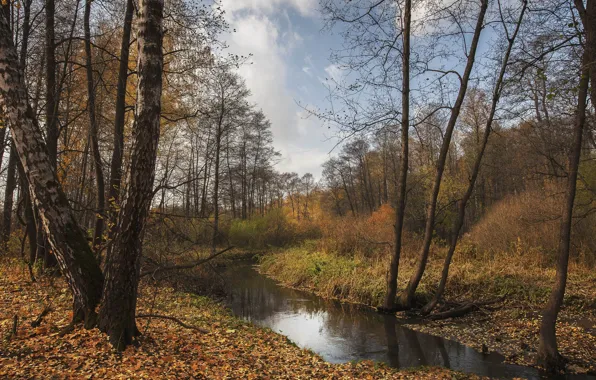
top-left (221, 264), bottom-right (594, 380)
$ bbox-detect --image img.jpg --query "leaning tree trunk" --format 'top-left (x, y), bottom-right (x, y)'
top-left (383, 0), bottom-right (411, 312)
top-left (18, 161), bottom-right (37, 265)
top-left (98, 0), bottom-right (164, 351)
top-left (0, 13), bottom-right (104, 326)
top-left (421, 1), bottom-right (527, 315)
top-left (399, 0), bottom-right (488, 309)
top-left (537, 0), bottom-right (594, 371)
top-left (84, 0), bottom-right (106, 251)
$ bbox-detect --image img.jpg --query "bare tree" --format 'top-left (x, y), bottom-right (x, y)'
top-left (107, 0), bottom-right (134, 235)
top-left (84, 0), bottom-right (106, 250)
top-left (422, 0), bottom-right (528, 315)
top-left (399, 0), bottom-right (489, 308)
top-left (384, 0), bottom-right (411, 311)
top-left (537, 0), bottom-right (594, 371)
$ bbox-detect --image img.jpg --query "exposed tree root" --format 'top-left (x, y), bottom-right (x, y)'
top-left (30, 305), bottom-right (52, 327)
top-left (58, 322), bottom-right (75, 337)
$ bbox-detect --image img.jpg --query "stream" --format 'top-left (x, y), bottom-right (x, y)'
top-left (220, 263), bottom-right (594, 380)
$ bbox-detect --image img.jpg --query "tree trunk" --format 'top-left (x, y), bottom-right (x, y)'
top-left (399, 0), bottom-right (488, 308)
top-left (107, 0), bottom-right (134, 230)
top-left (45, 0), bottom-right (57, 168)
top-left (0, 14), bottom-right (104, 325)
top-left (18, 161), bottom-right (37, 265)
top-left (98, 0), bottom-right (163, 350)
top-left (0, 3), bottom-right (10, 170)
top-left (2, 141), bottom-right (18, 244)
top-left (422, 1), bottom-right (527, 315)
top-left (226, 132), bottom-right (236, 219)
top-left (212, 102), bottom-right (224, 255)
top-left (383, 0), bottom-right (410, 311)
top-left (537, 0), bottom-right (594, 371)
top-left (84, 0), bottom-right (106, 251)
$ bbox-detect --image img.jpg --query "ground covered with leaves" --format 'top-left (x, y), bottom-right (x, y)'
top-left (400, 299), bottom-right (596, 375)
top-left (260, 245), bottom-right (596, 375)
top-left (0, 259), bottom-right (479, 379)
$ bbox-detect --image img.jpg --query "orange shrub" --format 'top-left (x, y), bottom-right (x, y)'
top-left (467, 188), bottom-right (596, 264)
top-left (316, 204), bottom-right (418, 258)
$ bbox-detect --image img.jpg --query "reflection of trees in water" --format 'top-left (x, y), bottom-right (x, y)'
top-left (383, 316), bottom-right (400, 368)
top-left (435, 335), bottom-right (451, 368)
top-left (222, 266), bottom-right (541, 379)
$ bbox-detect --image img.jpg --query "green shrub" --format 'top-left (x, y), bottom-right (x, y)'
top-left (229, 209), bottom-right (320, 249)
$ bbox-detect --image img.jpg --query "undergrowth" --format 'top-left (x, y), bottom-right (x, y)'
top-left (260, 241), bottom-right (596, 309)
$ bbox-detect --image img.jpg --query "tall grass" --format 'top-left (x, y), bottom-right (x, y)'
top-left (260, 240), bottom-right (595, 308)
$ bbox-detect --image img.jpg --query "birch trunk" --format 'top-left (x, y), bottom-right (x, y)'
top-left (98, 0), bottom-right (164, 350)
top-left (0, 13), bottom-right (104, 325)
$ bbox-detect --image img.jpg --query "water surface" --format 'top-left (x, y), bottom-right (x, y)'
top-left (221, 264), bottom-right (594, 380)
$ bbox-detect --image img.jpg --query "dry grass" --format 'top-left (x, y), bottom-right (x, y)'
top-left (261, 239), bottom-right (596, 310)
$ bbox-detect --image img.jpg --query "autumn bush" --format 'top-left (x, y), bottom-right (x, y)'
top-left (228, 208), bottom-right (321, 249)
top-left (316, 204), bottom-right (421, 259)
top-left (467, 187), bottom-right (596, 265)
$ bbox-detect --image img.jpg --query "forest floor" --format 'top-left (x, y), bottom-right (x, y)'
top-left (260, 244), bottom-right (596, 375)
top-left (0, 258), bottom-right (478, 379)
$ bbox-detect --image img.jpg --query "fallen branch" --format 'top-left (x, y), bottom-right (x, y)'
top-left (136, 314), bottom-right (209, 333)
top-left (426, 297), bottom-right (504, 321)
top-left (140, 246), bottom-right (235, 278)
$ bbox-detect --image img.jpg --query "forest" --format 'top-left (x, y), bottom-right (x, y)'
top-left (0, 0), bottom-right (595, 378)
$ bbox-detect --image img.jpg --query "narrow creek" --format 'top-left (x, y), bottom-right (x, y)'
top-left (220, 263), bottom-right (595, 380)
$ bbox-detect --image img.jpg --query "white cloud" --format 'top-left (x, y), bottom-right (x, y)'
top-left (221, 0), bottom-right (330, 177)
top-left (222, 0), bottom-right (318, 17)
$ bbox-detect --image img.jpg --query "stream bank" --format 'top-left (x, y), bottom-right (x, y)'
top-left (257, 248), bottom-right (596, 377)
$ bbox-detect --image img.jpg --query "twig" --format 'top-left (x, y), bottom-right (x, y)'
top-left (140, 246), bottom-right (235, 278)
top-left (136, 314), bottom-right (209, 333)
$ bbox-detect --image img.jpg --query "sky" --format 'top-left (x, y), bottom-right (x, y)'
top-left (220, 0), bottom-right (343, 179)
top-left (218, 1), bottom-right (503, 180)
